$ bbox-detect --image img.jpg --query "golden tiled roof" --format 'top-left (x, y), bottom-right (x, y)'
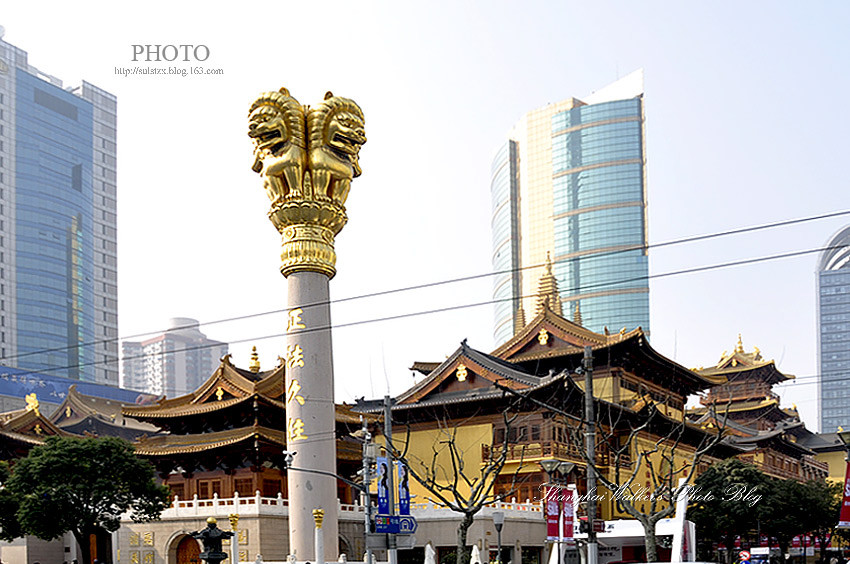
top-left (50, 385), bottom-right (159, 433)
top-left (492, 304), bottom-right (625, 361)
top-left (134, 425), bottom-right (285, 456)
top-left (123, 356), bottom-right (286, 419)
top-left (689, 397), bottom-right (780, 416)
top-left (694, 335), bottom-right (793, 385)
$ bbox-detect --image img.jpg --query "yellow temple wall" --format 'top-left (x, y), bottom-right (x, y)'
top-left (386, 422), bottom-right (491, 502)
top-left (817, 449), bottom-right (847, 484)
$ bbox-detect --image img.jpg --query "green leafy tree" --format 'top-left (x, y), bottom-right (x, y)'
top-left (689, 459), bottom-right (770, 564)
top-left (800, 479), bottom-right (841, 564)
top-left (6, 436), bottom-right (170, 564)
top-left (760, 478), bottom-right (807, 558)
top-left (0, 460), bottom-right (23, 541)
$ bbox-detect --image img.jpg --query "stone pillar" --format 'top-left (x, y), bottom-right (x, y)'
top-left (247, 87), bottom-right (366, 562)
top-left (286, 272), bottom-right (338, 561)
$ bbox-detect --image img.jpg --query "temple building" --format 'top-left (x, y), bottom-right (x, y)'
top-left (0, 270), bottom-right (837, 564)
top-left (687, 336), bottom-right (828, 481)
top-left (117, 348), bottom-right (377, 564)
top-left (356, 266), bottom-right (737, 564)
top-left (0, 395), bottom-right (70, 459)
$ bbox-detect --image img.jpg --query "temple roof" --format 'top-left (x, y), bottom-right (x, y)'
top-left (123, 354), bottom-right (286, 420)
top-left (134, 424), bottom-right (284, 456)
top-left (49, 385), bottom-right (160, 440)
top-left (396, 339), bottom-right (543, 406)
top-left (726, 424), bottom-right (816, 457)
top-left (796, 431), bottom-right (845, 453)
top-left (491, 304), bottom-right (616, 361)
top-left (0, 404), bottom-right (72, 457)
top-left (690, 397), bottom-right (782, 416)
top-left (405, 303), bottom-right (713, 404)
top-left (695, 335), bottom-right (793, 386)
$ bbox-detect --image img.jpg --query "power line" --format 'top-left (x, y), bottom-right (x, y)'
top-left (4, 208), bottom-right (850, 366)
top-left (1, 241), bottom-right (846, 384)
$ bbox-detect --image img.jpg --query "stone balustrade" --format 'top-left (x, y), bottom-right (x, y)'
top-left (160, 492), bottom-right (544, 522)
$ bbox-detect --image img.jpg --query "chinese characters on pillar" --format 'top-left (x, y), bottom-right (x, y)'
top-left (286, 307), bottom-right (308, 442)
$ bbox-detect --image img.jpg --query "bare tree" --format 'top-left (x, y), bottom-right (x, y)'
top-left (499, 372), bottom-right (731, 563)
top-left (392, 406), bottom-right (528, 564)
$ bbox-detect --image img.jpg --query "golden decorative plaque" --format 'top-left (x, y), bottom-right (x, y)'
top-left (249, 88), bottom-right (366, 278)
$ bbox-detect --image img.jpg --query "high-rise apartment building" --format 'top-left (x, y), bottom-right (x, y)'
top-left (818, 225), bottom-right (850, 432)
top-left (0, 30), bottom-right (118, 384)
top-left (492, 70), bottom-right (649, 344)
top-left (120, 318), bottom-right (228, 397)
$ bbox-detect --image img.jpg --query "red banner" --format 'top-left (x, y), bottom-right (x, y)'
top-left (545, 486), bottom-right (575, 541)
top-left (562, 487), bottom-right (575, 540)
top-left (839, 461), bottom-right (850, 528)
top-left (546, 486), bottom-right (561, 540)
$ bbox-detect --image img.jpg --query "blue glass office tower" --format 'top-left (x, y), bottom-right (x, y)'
top-left (818, 225), bottom-right (850, 432)
top-left (492, 71), bottom-right (649, 344)
top-left (0, 33), bottom-right (118, 384)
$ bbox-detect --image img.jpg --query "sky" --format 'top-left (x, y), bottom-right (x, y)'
top-left (2, 2), bottom-right (849, 431)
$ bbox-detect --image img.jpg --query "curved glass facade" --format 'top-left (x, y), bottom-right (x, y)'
top-left (550, 98), bottom-right (648, 335)
top-left (818, 225), bottom-right (850, 432)
top-left (491, 73), bottom-right (649, 344)
top-left (491, 141), bottom-right (521, 344)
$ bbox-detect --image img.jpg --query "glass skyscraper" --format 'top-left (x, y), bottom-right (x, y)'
top-left (0, 32), bottom-right (118, 384)
top-left (492, 70), bottom-right (648, 344)
top-left (818, 225), bottom-right (850, 432)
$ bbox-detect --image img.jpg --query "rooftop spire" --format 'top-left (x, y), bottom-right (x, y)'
top-left (573, 302), bottom-right (583, 326)
top-left (513, 304), bottom-right (526, 335)
top-left (536, 252), bottom-right (563, 316)
top-left (249, 346), bottom-right (261, 373)
top-left (735, 334), bottom-right (744, 354)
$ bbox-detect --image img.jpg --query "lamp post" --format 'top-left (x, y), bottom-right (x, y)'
top-left (836, 430), bottom-right (850, 531)
top-left (493, 511), bottom-right (505, 564)
top-left (540, 460), bottom-right (575, 564)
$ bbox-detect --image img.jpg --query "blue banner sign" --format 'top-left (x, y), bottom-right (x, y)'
top-left (377, 456), bottom-right (390, 515)
top-left (397, 462), bottom-right (410, 515)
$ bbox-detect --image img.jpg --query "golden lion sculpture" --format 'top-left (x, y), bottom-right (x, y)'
top-left (248, 87), bottom-right (307, 205)
top-left (249, 89), bottom-right (365, 208)
top-left (306, 91), bottom-right (366, 205)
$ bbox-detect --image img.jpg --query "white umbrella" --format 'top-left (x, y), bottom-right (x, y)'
top-left (470, 544), bottom-right (482, 564)
top-left (425, 543), bottom-right (437, 564)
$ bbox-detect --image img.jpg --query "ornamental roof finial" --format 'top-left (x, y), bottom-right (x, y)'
top-left (536, 252), bottom-right (563, 317)
top-left (249, 346), bottom-right (261, 373)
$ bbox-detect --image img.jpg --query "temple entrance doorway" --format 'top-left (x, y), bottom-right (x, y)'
top-left (176, 535), bottom-right (201, 564)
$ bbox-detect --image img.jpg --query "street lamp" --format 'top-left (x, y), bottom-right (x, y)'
top-left (539, 460), bottom-right (575, 564)
top-left (493, 511), bottom-right (505, 564)
top-left (836, 430), bottom-right (850, 531)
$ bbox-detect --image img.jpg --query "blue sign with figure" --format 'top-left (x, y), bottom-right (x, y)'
top-left (397, 462), bottom-right (410, 515)
top-left (377, 456), bottom-right (390, 514)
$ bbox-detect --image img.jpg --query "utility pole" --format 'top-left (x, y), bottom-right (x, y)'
top-left (361, 416), bottom-right (376, 564)
top-left (583, 346), bottom-right (598, 564)
top-left (384, 395), bottom-right (398, 564)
